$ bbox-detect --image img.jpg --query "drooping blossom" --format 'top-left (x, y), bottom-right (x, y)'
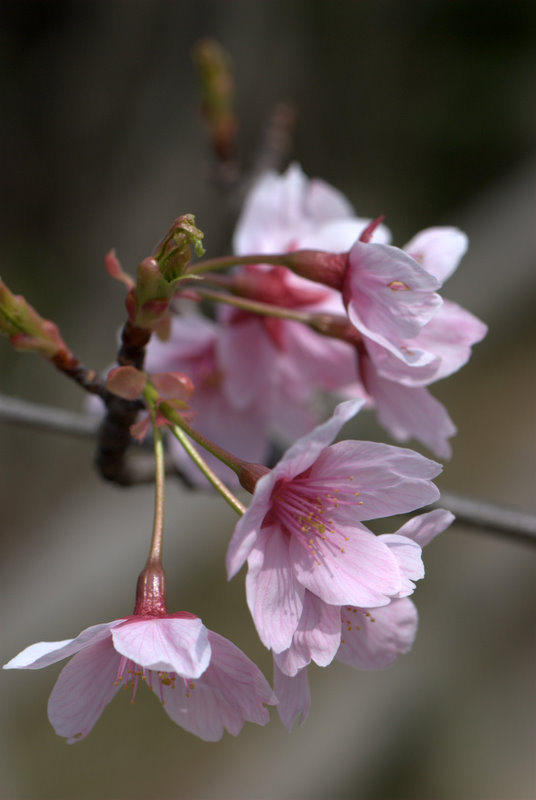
top-left (343, 239), bottom-right (443, 366)
top-left (227, 399), bottom-right (442, 658)
top-left (351, 228), bottom-right (487, 457)
top-left (4, 612), bottom-right (275, 743)
top-left (274, 508), bottom-right (454, 729)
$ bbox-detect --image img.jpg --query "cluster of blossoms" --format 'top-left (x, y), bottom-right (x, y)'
top-left (3, 164), bottom-right (485, 742)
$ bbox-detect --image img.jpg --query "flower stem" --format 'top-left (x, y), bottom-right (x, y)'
top-left (134, 392), bottom-right (168, 617)
top-left (158, 401), bottom-right (243, 474)
top-left (188, 253), bottom-right (288, 276)
top-left (189, 287), bottom-right (315, 323)
top-left (148, 403), bottom-right (166, 564)
top-left (171, 424), bottom-right (246, 516)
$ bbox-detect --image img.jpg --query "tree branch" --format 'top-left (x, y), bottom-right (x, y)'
top-left (2, 392), bottom-right (536, 543)
top-left (432, 491), bottom-right (536, 546)
top-left (0, 393), bottom-right (99, 437)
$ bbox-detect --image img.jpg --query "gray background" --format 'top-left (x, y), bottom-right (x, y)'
top-left (1, 2), bottom-right (535, 798)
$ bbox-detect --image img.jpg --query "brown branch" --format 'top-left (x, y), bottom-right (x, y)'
top-left (93, 320), bottom-right (152, 486)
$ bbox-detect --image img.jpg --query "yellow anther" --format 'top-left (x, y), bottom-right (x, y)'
top-left (388, 280), bottom-right (410, 291)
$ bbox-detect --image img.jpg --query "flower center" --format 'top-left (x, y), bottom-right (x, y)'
top-left (339, 607), bottom-right (376, 644)
top-left (270, 471), bottom-right (365, 564)
top-left (114, 656), bottom-right (195, 704)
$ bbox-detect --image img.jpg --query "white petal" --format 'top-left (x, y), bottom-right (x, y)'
top-left (112, 617), bottom-right (211, 679)
top-left (4, 620), bottom-right (124, 670)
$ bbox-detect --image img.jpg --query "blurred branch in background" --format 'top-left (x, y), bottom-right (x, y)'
top-left (2, 391), bottom-right (536, 544)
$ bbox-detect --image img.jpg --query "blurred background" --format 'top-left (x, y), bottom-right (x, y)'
top-left (1, 1), bottom-right (535, 798)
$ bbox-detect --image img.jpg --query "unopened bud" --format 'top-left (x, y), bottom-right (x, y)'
top-left (0, 280), bottom-right (69, 359)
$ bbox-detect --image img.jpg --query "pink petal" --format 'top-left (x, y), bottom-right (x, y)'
top-left (408, 300), bottom-right (488, 382)
top-left (378, 533), bottom-right (424, 596)
top-left (111, 617), bottom-right (211, 679)
top-left (291, 525), bottom-right (402, 607)
top-left (282, 320), bottom-right (358, 392)
top-left (273, 662), bottom-right (311, 730)
top-left (404, 226), bottom-right (468, 283)
top-left (158, 675), bottom-right (240, 741)
top-left (216, 318), bottom-right (277, 411)
top-left (365, 336), bottom-right (442, 386)
top-left (157, 632), bottom-right (275, 741)
top-left (337, 598), bottom-right (418, 670)
top-left (346, 241), bottom-right (442, 348)
top-left (47, 636), bottom-right (122, 743)
top-left (396, 508), bottom-right (455, 547)
top-left (3, 620), bottom-right (125, 670)
top-left (303, 172), bottom-right (356, 221)
top-left (246, 527), bottom-right (305, 652)
top-left (226, 474), bottom-right (277, 579)
top-left (273, 592), bottom-right (341, 676)
top-left (365, 366), bottom-right (456, 459)
top-left (311, 440), bottom-right (441, 520)
top-left (272, 398), bottom-right (364, 481)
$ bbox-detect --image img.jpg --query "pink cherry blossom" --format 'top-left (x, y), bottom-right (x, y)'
top-left (227, 400), bottom-right (442, 657)
top-left (221, 164), bottom-right (389, 436)
top-left (233, 163), bottom-right (391, 256)
top-left (3, 612), bottom-right (275, 743)
top-left (145, 312), bottom-right (271, 484)
top-left (343, 239), bottom-right (443, 365)
top-left (274, 508), bottom-right (454, 729)
top-left (349, 229), bottom-right (487, 457)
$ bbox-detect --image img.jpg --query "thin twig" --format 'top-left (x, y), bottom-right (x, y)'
top-left (0, 393), bottom-right (99, 437)
top-left (433, 491), bottom-right (536, 546)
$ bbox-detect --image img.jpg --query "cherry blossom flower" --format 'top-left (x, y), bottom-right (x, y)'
top-left (230, 166), bottom-right (486, 458)
top-left (4, 612), bottom-right (275, 743)
top-left (343, 239), bottom-right (443, 365)
top-left (352, 228), bottom-right (487, 457)
top-left (274, 508), bottom-right (454, 729)
top-left (221, 164), bottom-right (390, 436)
top-left (227, 400), bottom-right (442, 657)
